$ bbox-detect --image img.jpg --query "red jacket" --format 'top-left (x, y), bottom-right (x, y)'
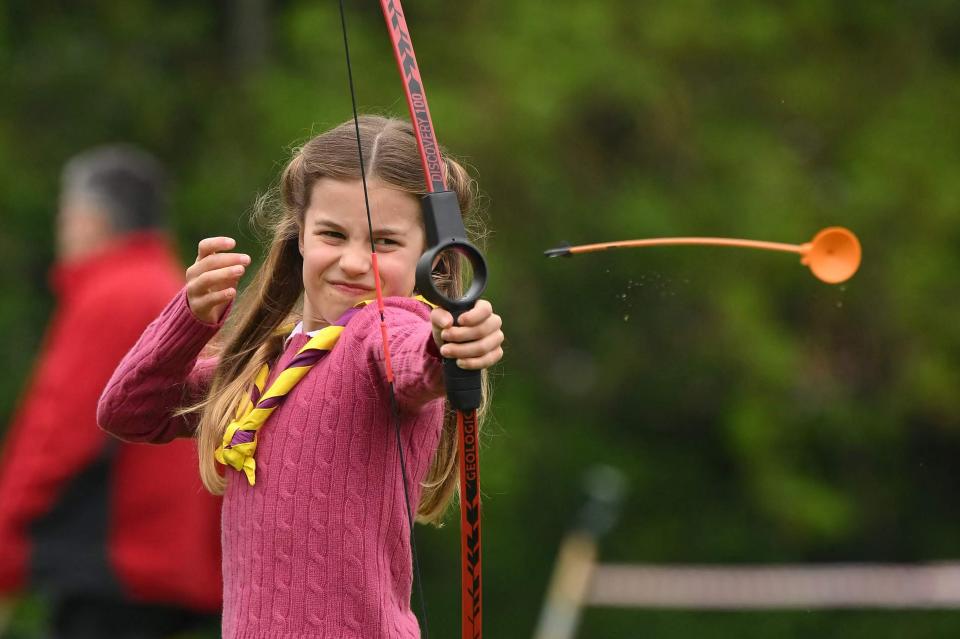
top-left (0, 232), bottom-right (221, 611)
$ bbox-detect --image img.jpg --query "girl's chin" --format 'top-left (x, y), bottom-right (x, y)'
top-left (302, 299), bottom-right (348, 330)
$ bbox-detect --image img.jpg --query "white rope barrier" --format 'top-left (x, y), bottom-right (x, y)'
top-left (589, 563), bottom-right (960, 609)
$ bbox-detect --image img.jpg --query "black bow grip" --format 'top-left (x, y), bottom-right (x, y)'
top-left (415, 190), bottom-right (488, 411)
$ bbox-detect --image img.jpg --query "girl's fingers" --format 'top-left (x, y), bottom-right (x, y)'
top-left (440, 328), bottom-right (504, 360)
top-left (453, 299), bottom-right (493, 327)
top-left (430, 307), bottom-right (454, 331)
top-left (196, 236), bottom-right (236, 262)
top-left (185, 238), bottom-right (248, 323)
top-left (440, 311), bottom-right (502, 344)
top-left (187, 264), bottom-right (246, 296)
top-left (430, 300), bottom-right (503, 370)
top-left (430, 308), bottom-right (453, 352)
top-left (451, 347), bottom-right (504, 371)
top-left (191, 287), bottom-right (237, 314)
top-left (186, 251), bottom-right (250, 281)
top-left (430, 300), bottom-right (494, 334)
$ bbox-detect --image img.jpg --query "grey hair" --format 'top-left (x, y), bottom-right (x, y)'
top-left (61, 145), bottom-right (168, 232)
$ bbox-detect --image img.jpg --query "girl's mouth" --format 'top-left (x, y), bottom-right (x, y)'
top-left (330, 281), bottom-right (373, 296)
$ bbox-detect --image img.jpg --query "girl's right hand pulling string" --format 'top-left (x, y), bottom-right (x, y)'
top-left (186, 236), bottom-right (250, 324)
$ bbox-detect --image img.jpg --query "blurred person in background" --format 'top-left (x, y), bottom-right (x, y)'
top-left (0, 146), bottom-right (222, 639)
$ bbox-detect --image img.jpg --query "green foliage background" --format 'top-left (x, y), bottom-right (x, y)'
top-left (2, 1), bottom-right (959, 637)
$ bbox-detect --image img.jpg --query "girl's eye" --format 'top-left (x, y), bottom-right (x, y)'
top-left (317, 230), bottom-right (346, 240)
top-left (375, 237), bottom-right (399, 247)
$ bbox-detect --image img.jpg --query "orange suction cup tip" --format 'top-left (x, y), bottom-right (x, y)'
top-left (801, 227), bottom-right (861, 284)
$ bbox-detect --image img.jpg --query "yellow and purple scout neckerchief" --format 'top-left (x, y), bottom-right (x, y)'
top-left (214, 296), bottom-right (434, 486)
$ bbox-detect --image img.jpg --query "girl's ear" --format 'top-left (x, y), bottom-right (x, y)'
top-left (298, 225), bottom-right (305, 257)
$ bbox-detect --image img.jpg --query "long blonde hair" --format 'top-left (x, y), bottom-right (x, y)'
top-left (191, 115), bottom-right (489, 525)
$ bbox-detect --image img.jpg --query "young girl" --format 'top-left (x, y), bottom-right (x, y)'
top-left (97, 115), bottom-right (504, 638)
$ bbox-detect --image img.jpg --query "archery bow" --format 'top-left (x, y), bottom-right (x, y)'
top-left (546, 227), bottom-right (862, 284)
top-left (338, 2), bottom-right (488, 638)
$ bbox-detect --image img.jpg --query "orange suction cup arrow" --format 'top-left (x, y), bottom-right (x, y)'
top-left (545, 226), bottom-right (861, 284)
top-left (799, 227), bottom-right (861, 284)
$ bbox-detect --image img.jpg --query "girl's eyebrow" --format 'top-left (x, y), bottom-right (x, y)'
top-left (313, 216), bottom-right (406, 236)
top-left (312, 216), bottom-right (345, 230)
top-left (373, 225), bottom-right (405, 236)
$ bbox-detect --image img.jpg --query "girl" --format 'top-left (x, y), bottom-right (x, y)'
top-left (98, 115), bottom-right (504, 638)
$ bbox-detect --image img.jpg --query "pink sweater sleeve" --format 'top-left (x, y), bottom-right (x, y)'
top-left (350, 297), bottom-right (446, 413)
top-left (98, 289), bottom-right (223, 443)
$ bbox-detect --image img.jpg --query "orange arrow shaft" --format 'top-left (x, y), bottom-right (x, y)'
top-left (566, 237), bottom-right (806, 255)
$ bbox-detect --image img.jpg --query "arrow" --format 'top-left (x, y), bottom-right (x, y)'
top-left (545, 226), bottom-right (861, 284)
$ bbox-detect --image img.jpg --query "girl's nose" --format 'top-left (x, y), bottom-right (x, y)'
top-left (339, 243), bottom-right (371, 275)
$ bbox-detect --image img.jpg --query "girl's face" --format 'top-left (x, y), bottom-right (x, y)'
top-left (299, 177), bottom-right (425, 331)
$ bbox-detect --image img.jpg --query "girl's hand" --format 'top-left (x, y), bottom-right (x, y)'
top-left (185, 236), bottom-right (250, 324)
top-left (431, 300), bottom-right (504, 370)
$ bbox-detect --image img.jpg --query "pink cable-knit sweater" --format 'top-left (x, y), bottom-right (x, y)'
top-left (98, 291), bottom-right (446, 639)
